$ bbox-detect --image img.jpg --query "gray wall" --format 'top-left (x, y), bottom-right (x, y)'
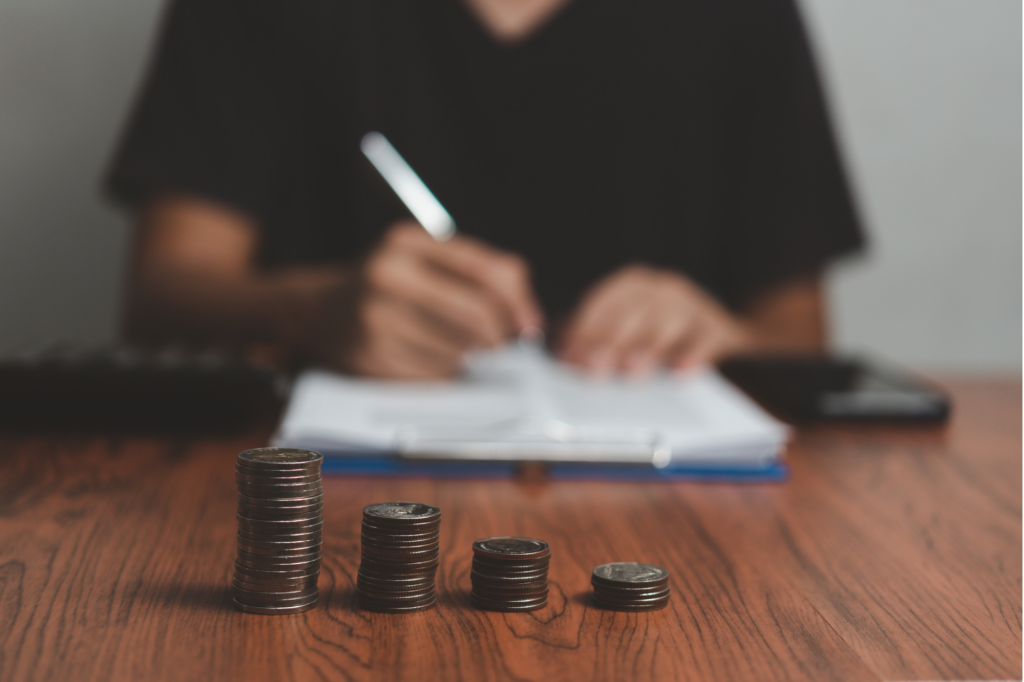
top-left (803, 0), bottom-right (1022, 372)
top-left (0, 0), bottom-right (1020, 371)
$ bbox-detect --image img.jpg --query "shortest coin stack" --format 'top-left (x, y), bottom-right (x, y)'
top-left (232, 447), bottom-right (324, 615)
top-left (357, 502), bottom-right (441, 613)
top-left (590, 562), bottom-right (670, 612)
top-left (471, 537), bottom-right (550, 612)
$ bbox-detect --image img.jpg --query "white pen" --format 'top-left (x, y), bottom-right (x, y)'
top-left (360, 131), bottom-right (544, 348)
top-left (360, 132), bottom-right (456, 242)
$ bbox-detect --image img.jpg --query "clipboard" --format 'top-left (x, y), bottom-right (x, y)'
top-left (284, 415), bottom-right (789, 482)
top-left (273, 348), bottom-right (789, 483)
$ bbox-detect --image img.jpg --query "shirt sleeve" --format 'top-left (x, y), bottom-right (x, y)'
top-left (104, 0), bottom-right (293, 222)
top-left (719, 0), bottom-right (865, 306)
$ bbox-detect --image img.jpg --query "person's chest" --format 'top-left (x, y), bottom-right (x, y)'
top-left (278, 0), bottom-right (746, 308)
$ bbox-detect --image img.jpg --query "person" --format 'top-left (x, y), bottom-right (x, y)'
top-left (107, 0), bottom-right (864, 379)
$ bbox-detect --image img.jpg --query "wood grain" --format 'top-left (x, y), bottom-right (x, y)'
top-left (0, 378), bottom-right (1019, 682)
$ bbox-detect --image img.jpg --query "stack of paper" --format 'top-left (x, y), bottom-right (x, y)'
top-left (273, 345), bottom-right (788, 481)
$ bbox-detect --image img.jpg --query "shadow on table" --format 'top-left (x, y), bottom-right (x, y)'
top-left (437, 588), bottom-right (473, 610)
top-left (145, 582), bottom-right (233, 612)
top-left (571, 591), bottom-right (592, 609)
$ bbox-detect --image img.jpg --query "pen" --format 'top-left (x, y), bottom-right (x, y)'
top-left (360, 131), bottom-right (544, 348)
top-left (360, 132), bottom-right (456, 242)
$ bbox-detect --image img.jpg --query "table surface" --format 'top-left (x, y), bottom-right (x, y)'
top-left (0, 376), bottom-right (1020, 682)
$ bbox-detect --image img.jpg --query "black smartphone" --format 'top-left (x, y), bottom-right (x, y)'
top-left (719, 354), bottom-right (950, 424)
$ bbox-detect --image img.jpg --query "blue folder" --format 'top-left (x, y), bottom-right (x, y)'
top-left (319, 450), bottom-right (788, 483)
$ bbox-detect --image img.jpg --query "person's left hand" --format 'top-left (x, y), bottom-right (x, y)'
top-left (558, 264), bottom-right (752, 375)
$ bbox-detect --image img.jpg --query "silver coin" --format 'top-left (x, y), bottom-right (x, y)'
top-left (472, 556), bottom-right (550, 571)
top-left (473, 593), bottom-right (548, 606)
top-left (470, 567), bottom-right (548, 582)
top-left (236, 547), bottom-right (322, 563)
top-left (237, 447), bottom-right (322, 470)
top-left (238, 540), bottom-right (323, 556)
top-left (472, 537), bottom-right (550, 561)
top-left (356, 577), bottom-right (432, 593)
top-left (238, 505), bottom-right (324, 521)
top-left (361, 546), bottom-right (439, 562)
top-left (237, 513), bottom-right (323, 530)
top-left (238, 491), bottom-right (324, 506)
top-left (238, 500), bottom-right (324, 513)
top-left (233, 584), bottom-right (319, 601)
top-left (235, 458), bottom-right (319, 475)
top-left (471, 581), bottom-right (549, 595)
top-left (236, 471), bottom-right (323, 485)
top-left (356, 581), bottom-right (435, 595)
top-left (237, 480), bottom-right (324, 495)
top-left (591, 563), bottom-right (669, 588)
top-left (234, 588), bottom-right (318, 605)
top-left (591, 589), bottom-right (671, 606)
top-left (591, 596), bottom-right (670, 612)
top-left (357, 596), bottom-right (435, 614)
top-left (357, 558), bottom-right (439, 571)
top-left (361, 532), bottom-right (440, 547)
top-left (591, 584), bottom-right (672, 600)
top-left (232, 576), bottom-right (319, 592)
top-left (236, 548), bottom-right (323, 565)
top-left (236, 487), bottom-right (325, 501)
top-left (234, 562), bottom-right (319, 579)
top-left (236, 532), bottom-right (322, 548)
top-left (236, 472), bottom-right (322, 485)
top-left (357, 593), bottom-right (436, 608)
top-left (237, 528), bottom-right (322, 543)
top-left (232, 569), bottom-right (319, 585)
top-left (362, 502), bottom-right (441, 524)
top-left (356, 570), bottom-right (435, 585)
top-left (361, 537), bottom-right (440, 552)
top-left (233, 597), bottom-right (318, 615)
top-left (361, 520), bottom-right (440, 536)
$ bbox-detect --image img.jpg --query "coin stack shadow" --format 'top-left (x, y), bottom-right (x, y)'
top-left (590, 562), bottom-right (670, 612)
top-left (356, 502), bottom-right (441, 613)
top-left (470, 537), bottom-right (550, 612)
top-left (232, 447), bottom-right (324, 615)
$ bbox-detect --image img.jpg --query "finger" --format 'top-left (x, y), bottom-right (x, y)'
top-left (561, 277), bottom-right (647, 366)
top-left (390, 226), bottom-right (543, 333)
top-left (669, 325), bottom-right (724, 372)
top-left (595, 303), bottom-right (661, 373)
top-left (636, 313), bottom-right (694, 371)
top-left (620, 281), bottom-right (707, 373)
top-left (355, 297), bottom-right (466, 379)
top-left (365, 249), bottom-right (508, 347)
top-left (367, 295), bottom-right (467, 367)
top-left (353, 334), bottom-right (455, 380)
top-left (613, 310), bottom-right (697, 376)
top-left (439, 239), bottom-right (543, 332)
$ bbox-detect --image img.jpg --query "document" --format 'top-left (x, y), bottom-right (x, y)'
top-left (274, 345), bottom-right (788, 469)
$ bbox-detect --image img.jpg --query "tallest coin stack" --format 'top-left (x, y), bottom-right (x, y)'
top-left (233, 447), bottom-right (324, 615)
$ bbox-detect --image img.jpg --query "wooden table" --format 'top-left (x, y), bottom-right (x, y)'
top-left (1, 377), bottom-right (1020, 681)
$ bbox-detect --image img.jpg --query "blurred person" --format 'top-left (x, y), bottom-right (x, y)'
top-left (107, 0), bottom-right (863, 379)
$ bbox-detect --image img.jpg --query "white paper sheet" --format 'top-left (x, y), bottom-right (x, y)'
top-left (273, 345), bottom-right (788, 466)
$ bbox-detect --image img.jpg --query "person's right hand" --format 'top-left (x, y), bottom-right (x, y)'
top-left (328, 221), bottom-right (543, 379)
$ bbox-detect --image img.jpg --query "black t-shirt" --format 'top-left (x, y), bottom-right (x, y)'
top-left (107, 0), bottom-right (864, 318)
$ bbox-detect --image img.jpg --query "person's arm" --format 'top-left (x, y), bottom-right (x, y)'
top-left (124, 195), bottom-right (541, 378)
top-left (557, 264), bottom-right (827, 375)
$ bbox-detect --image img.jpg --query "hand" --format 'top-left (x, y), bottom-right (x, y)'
top-left (325, 222), bottom-right (542, 379)
top-left (558, 265), bottom-right (751, 375)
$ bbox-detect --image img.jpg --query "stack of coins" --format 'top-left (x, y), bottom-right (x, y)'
top-left (470, 537), bottom-right (550, 612)
top-left (232, 447), bottom-right (324, 615)
top-left (356, 502), bottom-right (441, 613)
top-left (590, 562), bottom-right (670, 612)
